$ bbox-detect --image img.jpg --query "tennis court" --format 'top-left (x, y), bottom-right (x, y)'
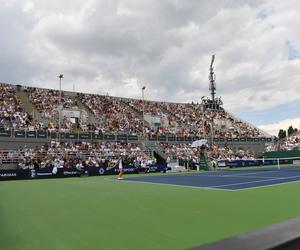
top-left (3, 169), bottom-right (300, 250)
top-left (124, 166), bottom-right (300, 190)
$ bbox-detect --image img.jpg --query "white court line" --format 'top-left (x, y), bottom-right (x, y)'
top-left (111, 178), bottom-right (235, 191)
top-left (213, 175), bottom-right (274, 179)
top-left (178, 171), bottom-right (280, 178)
top-left (191, 170), bottom-right (282, 179)
top-left (215, 170), bottom-right (280, 177)
top-left (122, 177), bottom-right (300, 192)
top-left (201, 174), bottom-right (276, 179)
top-left (228, 179), bottom-right (300, 191)
top-left (212, 174), bottom-right (300, 188)
top-left (106, 173), bottom-right (300, 191)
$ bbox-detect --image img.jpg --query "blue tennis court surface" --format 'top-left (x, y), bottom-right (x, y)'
top-left (124, 168), bottom-right (300, 190)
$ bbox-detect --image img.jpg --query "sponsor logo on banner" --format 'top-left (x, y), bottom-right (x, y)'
top-left (31, 169), bottom-right (36, 178)
top-left (64, 171), bottom-right (80, 175)
top-left (36, 173), bottom-right (53, 176)
top-left (0, 173), bottom-right (17, 177)
top-left (148, 166), bottom-right (158, 172)
top-left (113, 167), bottom-right (136, 173)
top-left (217, 161), bottom-right (226, 167)
top-left (99, 168), bottom-right (105, 175)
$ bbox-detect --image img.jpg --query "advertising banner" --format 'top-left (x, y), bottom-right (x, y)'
top-left (0, 164), bottom-right (167, 181)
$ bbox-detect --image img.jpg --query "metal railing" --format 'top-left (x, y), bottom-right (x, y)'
top-left (0, 128), bottom-right (273, 143)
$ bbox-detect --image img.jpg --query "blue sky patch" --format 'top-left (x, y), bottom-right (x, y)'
top-left (233, 100), bottom-right (300, 126)
top-left (257, 10), bottom-right (269, 20)
top-left (286, 40), bottom-right (300, 60)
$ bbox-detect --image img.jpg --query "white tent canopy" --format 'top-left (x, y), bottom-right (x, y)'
top-left (191, 139), bottom-right (208, 148)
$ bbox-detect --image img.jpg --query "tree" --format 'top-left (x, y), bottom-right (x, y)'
top-left (278, 129), bottom-right (286, 139)
top-left (288, 126), bottom-right (294, 136)
top-left (283, 130), bottom-right (287, 138)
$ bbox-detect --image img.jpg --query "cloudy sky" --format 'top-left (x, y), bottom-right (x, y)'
top-left (0, 0), bottom-right (300, 135)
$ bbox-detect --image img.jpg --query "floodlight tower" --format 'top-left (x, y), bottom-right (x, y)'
top-left (209, 54), bottom-right (216, 104)
top-left (141, 86), bottom-right (146, 138)
top-left (208, 55), bottom-right (216, 144)
top-left (58, 74), bottom-right (63, 141)
top-left (201, 54), bottom-right (223, 111)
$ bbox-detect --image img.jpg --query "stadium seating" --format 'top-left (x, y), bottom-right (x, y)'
top-left (79, 94), bottom-right (143, 134)
top-left (28, 87), bottom-right (76, 119)
top-left (0, 82), bottom-right (269, 170)
top-left (266, 131), bottom-right (300, 151)
top-left (28, 87), bottom-right (82, 131)
top-left (4, 141), bottom-right (152, 169)
top-left (128, 99), bottom-right (262, 138)
top-left (0, 83), bottom-right (33, 130)
top-left (1, 83), bottom-right (267, 138)
top-left (161, 142), bottom-right (255, 169)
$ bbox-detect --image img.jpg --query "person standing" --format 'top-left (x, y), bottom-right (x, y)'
top-left (117, 157), bottom-right (124, 180)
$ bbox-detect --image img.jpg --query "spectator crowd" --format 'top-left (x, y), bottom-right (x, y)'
top-left (161, 142), bottom-right (255, 169)
top-left (29, 87), bottom-right (77, 119)
top-left (1, 83), bottom-right (267, 139)
top-left (0, 141), bottom-right (153, 170)
top-left (80, 94), bottom-right (143, 134)
top-left (0, 83), bottom-right (33, 130)
top-left (266, 131), bottom-right (300, 151)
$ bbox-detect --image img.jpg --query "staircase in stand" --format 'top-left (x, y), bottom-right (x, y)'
top-left (75, 96), bottom-right (99, 126)
top-left (15, 89), bottom-right (46, 124)
top-left (142, 141), bottom-right (168, 163)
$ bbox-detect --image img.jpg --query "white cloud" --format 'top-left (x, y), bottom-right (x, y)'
top-left (259, 117), bottom-right (300, 136)
top-left (0, 0), bottom-right (300, 119)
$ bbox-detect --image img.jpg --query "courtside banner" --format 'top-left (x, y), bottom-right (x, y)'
top-left (85, 165), bottom-right (139, 176)
top-left (31, 167), bottom-right (81, 178)
top-left (0, 164), bottom-right (168, 180)
top-left (0, 169), bottom-right (30, 180)
top-left (63, 168), bottom-right (81, 177)
top-left (219, 160), bottom-right (259, 168)
top-left (31, 168), bottom-right (59, 178)
top-left (218, 159), bottom-right (292, 168)
top-left (144, 164), bottom-right (168, 173)
top-left (85, 164), bottom-right (168, 176)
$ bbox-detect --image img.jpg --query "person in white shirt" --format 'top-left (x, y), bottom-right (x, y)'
top-left (118, 157), bottom-right (124, 180)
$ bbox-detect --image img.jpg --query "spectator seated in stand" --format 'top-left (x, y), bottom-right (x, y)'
top-left (13, 141), bottom-right (151, 170)
top-left (0, 83), bottom-right (267, 139)
top-left (161, 142), bottom-right (255, 169)
top-left (266, 132), bottom-right (300, 152)
top-left (0, 83), bottom-right (33, 130)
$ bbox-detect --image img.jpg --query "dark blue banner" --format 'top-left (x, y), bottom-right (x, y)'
top-left (217, 159), bottom-right (292, 168)
top-left (0, 169), bottom-right (29, 180)
top-left (85, 164), bottom-right (167, 176)
top-left (0, 164), bottom-right (168, 181)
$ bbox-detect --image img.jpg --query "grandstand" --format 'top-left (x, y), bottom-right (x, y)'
top-left (265, 130), bottom-right (300, 152)
top-left (1, 84), bottom-right (271, 133)
top-left (0, 81), bottom-right (272, 170)
top-left (1, 83), bottom-right (270, 138)
top-left (0, 83), bottom-right (272, 168)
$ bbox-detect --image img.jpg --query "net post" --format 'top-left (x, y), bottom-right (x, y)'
top-left (277, 158), bottom-right (280, 170)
